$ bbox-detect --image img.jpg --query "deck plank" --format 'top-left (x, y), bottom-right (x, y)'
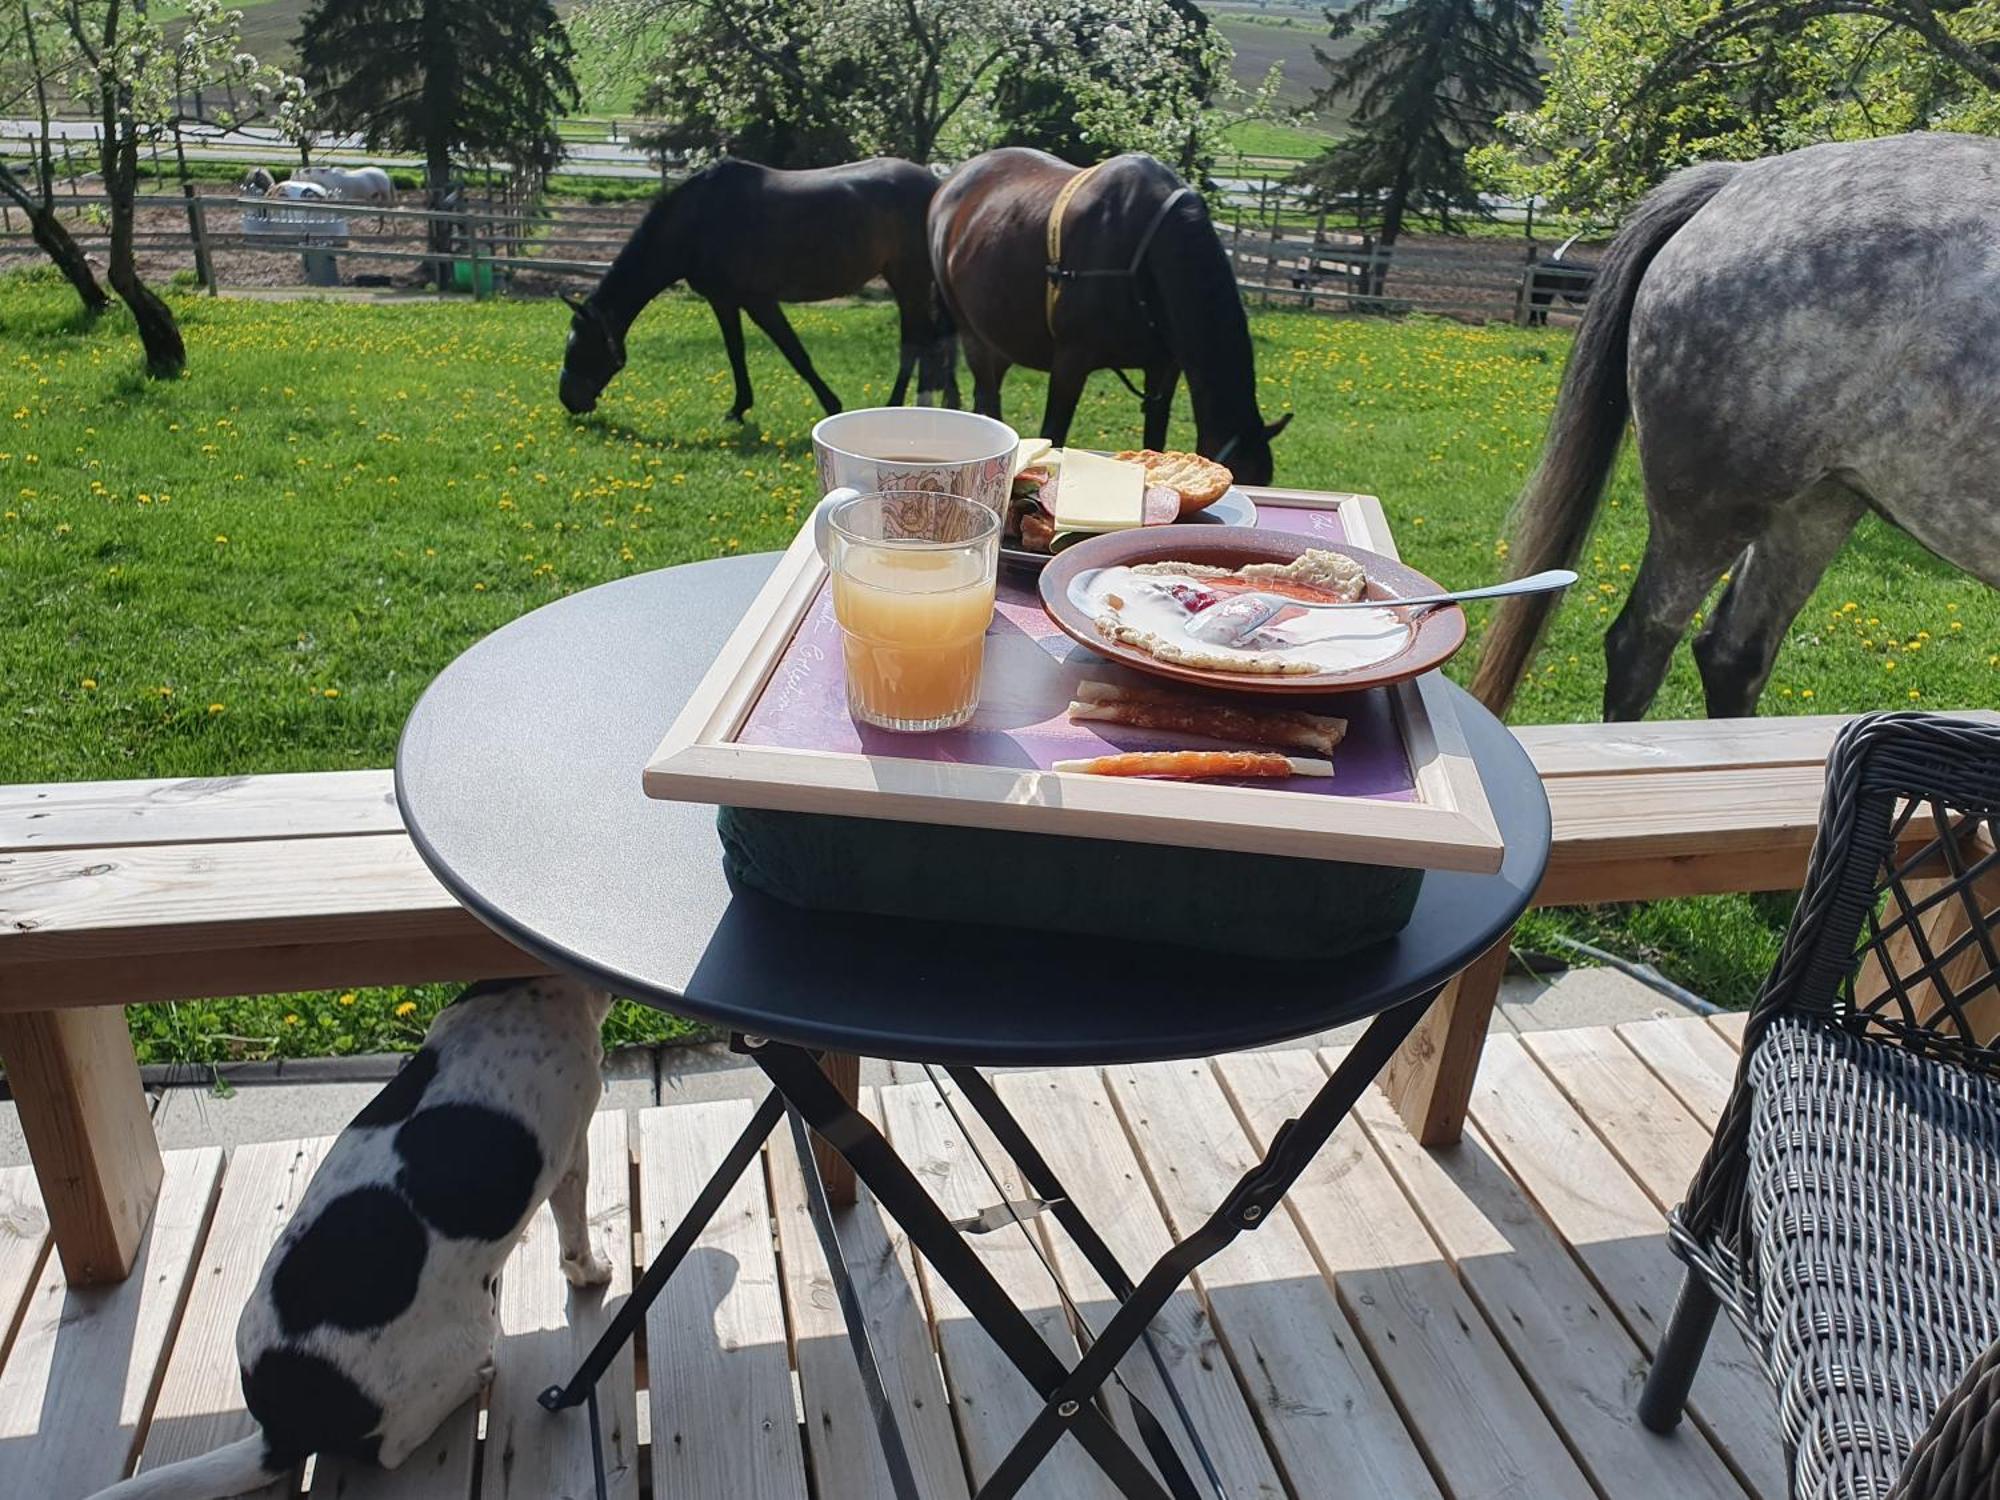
top-left (1523, 1028), bottom-right (1723, 1211)
top-left (476, 1109), bottom-right (639, 1500)
top-left (1615, 1017), bottom-right (1743, 1127)
top-left (639, 1100), bottom-right (808, 1500)
top-left (1216, 1049), bottom-right (1598, 1500)
top-left (992, 1068), bottom-right (1288, 1499)
top-left (1709, 1012), bottom-right (1748, 1048)
top-left (765, 1089), bottom-right (970, 1500)
top-left (877, 1081), bottom-right (1123, 1500)
top-left (136, 1137), bottom-right (329, 1497)
top-left (1468, 1035), bottom-right (1786, 1500)
top-left (0, 1149), bottom-right (220, 1496)
top-left (1104, 1061), bottom-right (1445, 1500)
top-left (1350, 1062), bottom-right (1755, 1500)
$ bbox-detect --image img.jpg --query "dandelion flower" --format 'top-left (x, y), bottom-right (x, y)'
top-left (394, 1000), bottom-right (417, 1018)
top-left (81, 678), bottom-right (97, 690)
top-left (323, 688), bottom-right (340, 699)
top-left (208, 703), bottom-right (225, 715)
top-left (338, 992), bottom-right (357, 1007)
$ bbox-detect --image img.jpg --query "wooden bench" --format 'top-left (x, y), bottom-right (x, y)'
top-left (5, 712), bottom-right (1990, 1284)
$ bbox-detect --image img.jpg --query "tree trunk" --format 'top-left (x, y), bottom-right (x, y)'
top-left (0, 166), bottom-right (110, 313)
top-left (1374, 168), bottom-right (1410, 299)
top-left (106, 125), bottom-right (186, 377)
top-left (31, 200), bottom-right (110, 312)
top-left (419, 0), bottom-right (457, 280)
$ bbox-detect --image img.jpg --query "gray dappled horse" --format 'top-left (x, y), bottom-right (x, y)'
top-left (1473, 133), bottom-right (2000, 721)
top-left (559, 157), bottom-right (955, 421)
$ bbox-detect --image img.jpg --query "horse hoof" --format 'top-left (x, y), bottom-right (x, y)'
top-left (726, 408), bottom-right (749, 423)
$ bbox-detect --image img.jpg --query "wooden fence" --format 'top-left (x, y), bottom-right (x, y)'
top-left (0, 188), bottom-right (1589, 326)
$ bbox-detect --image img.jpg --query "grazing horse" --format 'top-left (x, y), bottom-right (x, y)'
top-left (1473, 133), bottom-right (2000, 721)
top-left (928, 148), bottom-right (1291, 485)
top-left (558, 156), bottom-right (953, 420)
top-left (239, 166), bottom-right (277, 196)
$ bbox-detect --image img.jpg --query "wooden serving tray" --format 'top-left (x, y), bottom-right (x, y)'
top-left (645, 489), bottom-right (1503, 873)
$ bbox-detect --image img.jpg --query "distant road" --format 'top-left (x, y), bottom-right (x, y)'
top-left (0, 118), bottom-right (663, 179)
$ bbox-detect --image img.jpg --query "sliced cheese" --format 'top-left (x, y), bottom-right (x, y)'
top-left (1011, 436), bottom-right (1053, 478)
top-left (1051, 450), bottom-right (1146, 533)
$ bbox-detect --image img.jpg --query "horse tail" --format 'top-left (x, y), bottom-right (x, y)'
top-left (1471, 161), bottom-right (1741, 716)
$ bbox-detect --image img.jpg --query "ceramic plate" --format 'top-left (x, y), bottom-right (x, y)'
top-left (1000, 487), bottom-right (1257, 572)
top-left (1038, 528), bottom-right (1467, 695)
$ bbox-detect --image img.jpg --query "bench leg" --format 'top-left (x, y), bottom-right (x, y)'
top-left (812, 1051), bottom-right (861, 1208)
top-left (0, 1005), bottom-right (163, 1285)
top-left (1382, 930), bottom-right (1512, 1147)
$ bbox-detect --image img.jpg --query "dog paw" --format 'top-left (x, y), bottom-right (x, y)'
top-left (563, 1249), bottom-right (615, 1288)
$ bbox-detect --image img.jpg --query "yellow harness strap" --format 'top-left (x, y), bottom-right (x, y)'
top-left (1044, 161), bottom-right (1107, 336)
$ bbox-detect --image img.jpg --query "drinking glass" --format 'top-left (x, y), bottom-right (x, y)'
top-left (815, 491), bottom-right (1001, 732)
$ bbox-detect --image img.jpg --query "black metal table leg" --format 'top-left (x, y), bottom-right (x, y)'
top-left (973, 993), bottom-right (1438, 1499)
top-left (786, 1103), bottom-right (923, 1499)
top-left (749, 1038), bottom-right (1179, 1500)
top-left (537, 1085), bottom-right (787, 1500)
top-left (940, 1065), bottom-right (1216, 1500)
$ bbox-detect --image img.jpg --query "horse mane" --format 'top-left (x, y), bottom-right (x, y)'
top-left (595, 167), bottom-right (725, 329)
top-left (1144, 191), bottom-right (1260, 440)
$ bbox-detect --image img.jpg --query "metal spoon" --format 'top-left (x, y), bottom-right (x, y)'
top-left (1184, 568), bottom-right (1579, 648)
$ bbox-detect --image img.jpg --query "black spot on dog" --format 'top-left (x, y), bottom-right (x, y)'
top-left (350, 1046), bottom-right (439, 1129)
top-left (272, 1186), bottom-right (427, 1335)
top-left (243, 1347), bottom-right (385, 1467)
top-left (396, 1103), bottom-right (544, 1240)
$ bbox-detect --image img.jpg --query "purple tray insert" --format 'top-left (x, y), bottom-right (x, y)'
top-left (735, 504), bottom-right (1416, 801)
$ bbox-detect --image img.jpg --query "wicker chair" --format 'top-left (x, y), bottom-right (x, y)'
top-left (1638, 712), bottom-right (2000, 1499)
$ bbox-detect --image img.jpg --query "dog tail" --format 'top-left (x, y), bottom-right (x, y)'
top-left (86, 1436), bottom-right (285, 1500)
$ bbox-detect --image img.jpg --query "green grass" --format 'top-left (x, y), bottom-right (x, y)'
top-left (3, 275), bottom-right (1995, 1057)
top-left (1219, 118), bottom-right (1335, 162)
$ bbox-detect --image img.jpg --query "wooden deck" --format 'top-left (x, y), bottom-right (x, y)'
top-left (0, 1015), bottom-right (1781, 1500)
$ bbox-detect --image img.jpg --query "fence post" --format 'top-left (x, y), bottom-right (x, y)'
top-left (467, 216), bottom-right (485, 301)
top-left (183, 183), bottom-right (216, 294)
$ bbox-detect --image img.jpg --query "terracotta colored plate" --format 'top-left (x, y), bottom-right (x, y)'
top-left (1038, 529), bottom-right (1467, 696)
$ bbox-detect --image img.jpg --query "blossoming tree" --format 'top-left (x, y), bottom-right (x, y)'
top-left (577, 0), bottom-right (1241, 173)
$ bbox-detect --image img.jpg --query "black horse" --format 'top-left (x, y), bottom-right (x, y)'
top-left (928, 148), bottom-right (1290, 484)
top-left (559, 157), bottom-right (955, 419)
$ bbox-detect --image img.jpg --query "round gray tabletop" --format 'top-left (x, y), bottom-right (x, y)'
top-left (396, 555), bottom-right (1551, 1066)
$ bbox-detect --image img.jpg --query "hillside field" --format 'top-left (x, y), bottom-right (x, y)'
top-left (4, 277), bottom-right (1994, 1059)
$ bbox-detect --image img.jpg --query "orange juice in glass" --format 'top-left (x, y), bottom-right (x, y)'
top-left (816, 492), bottom-right (999, 732)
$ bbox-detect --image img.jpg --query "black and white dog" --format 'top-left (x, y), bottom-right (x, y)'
top-left (90, 976), bottom-right (616, 1499)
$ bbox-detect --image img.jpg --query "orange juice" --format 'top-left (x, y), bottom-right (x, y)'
top-left (832, 545), bottom-right (996, 730)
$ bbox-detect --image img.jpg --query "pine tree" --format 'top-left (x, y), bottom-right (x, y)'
top-left (1298, 0), bottom-right (1540, 293)
top-left (298, 0), bottom-right (578, 253)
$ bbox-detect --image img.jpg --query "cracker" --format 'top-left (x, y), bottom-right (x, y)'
top-left (1114, 449), bottom-right (1234, 510)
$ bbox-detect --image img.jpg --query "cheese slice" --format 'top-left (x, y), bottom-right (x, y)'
top-left (1052, 450), bottom-right (1146, 533)
top-left (1011, 437), bottom-right (1053, 478)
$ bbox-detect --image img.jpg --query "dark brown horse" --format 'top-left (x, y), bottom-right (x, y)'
top-left (929, 148), bottom-right (1290, 484)
top-left (559, 157), bottom-right (955, 419)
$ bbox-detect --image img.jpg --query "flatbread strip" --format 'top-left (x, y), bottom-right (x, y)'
top-left (1067, 680), bottom-right (1346, 757)
top-left (1053, 751), bottom-right (1333, 780)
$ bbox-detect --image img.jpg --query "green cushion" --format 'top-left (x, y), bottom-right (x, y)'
top-left (717, 806), bottom-right (1422, 961)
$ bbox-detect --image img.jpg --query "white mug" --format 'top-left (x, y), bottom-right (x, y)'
top-left (812, 407), bottom-right (1018, 520)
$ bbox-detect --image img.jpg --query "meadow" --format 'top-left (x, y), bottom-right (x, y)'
top-left (3, 274), bottom-right (1994, 1061)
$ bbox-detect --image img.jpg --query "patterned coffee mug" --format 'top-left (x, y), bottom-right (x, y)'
top-left (812, 408), bottom-right (1019, 520)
